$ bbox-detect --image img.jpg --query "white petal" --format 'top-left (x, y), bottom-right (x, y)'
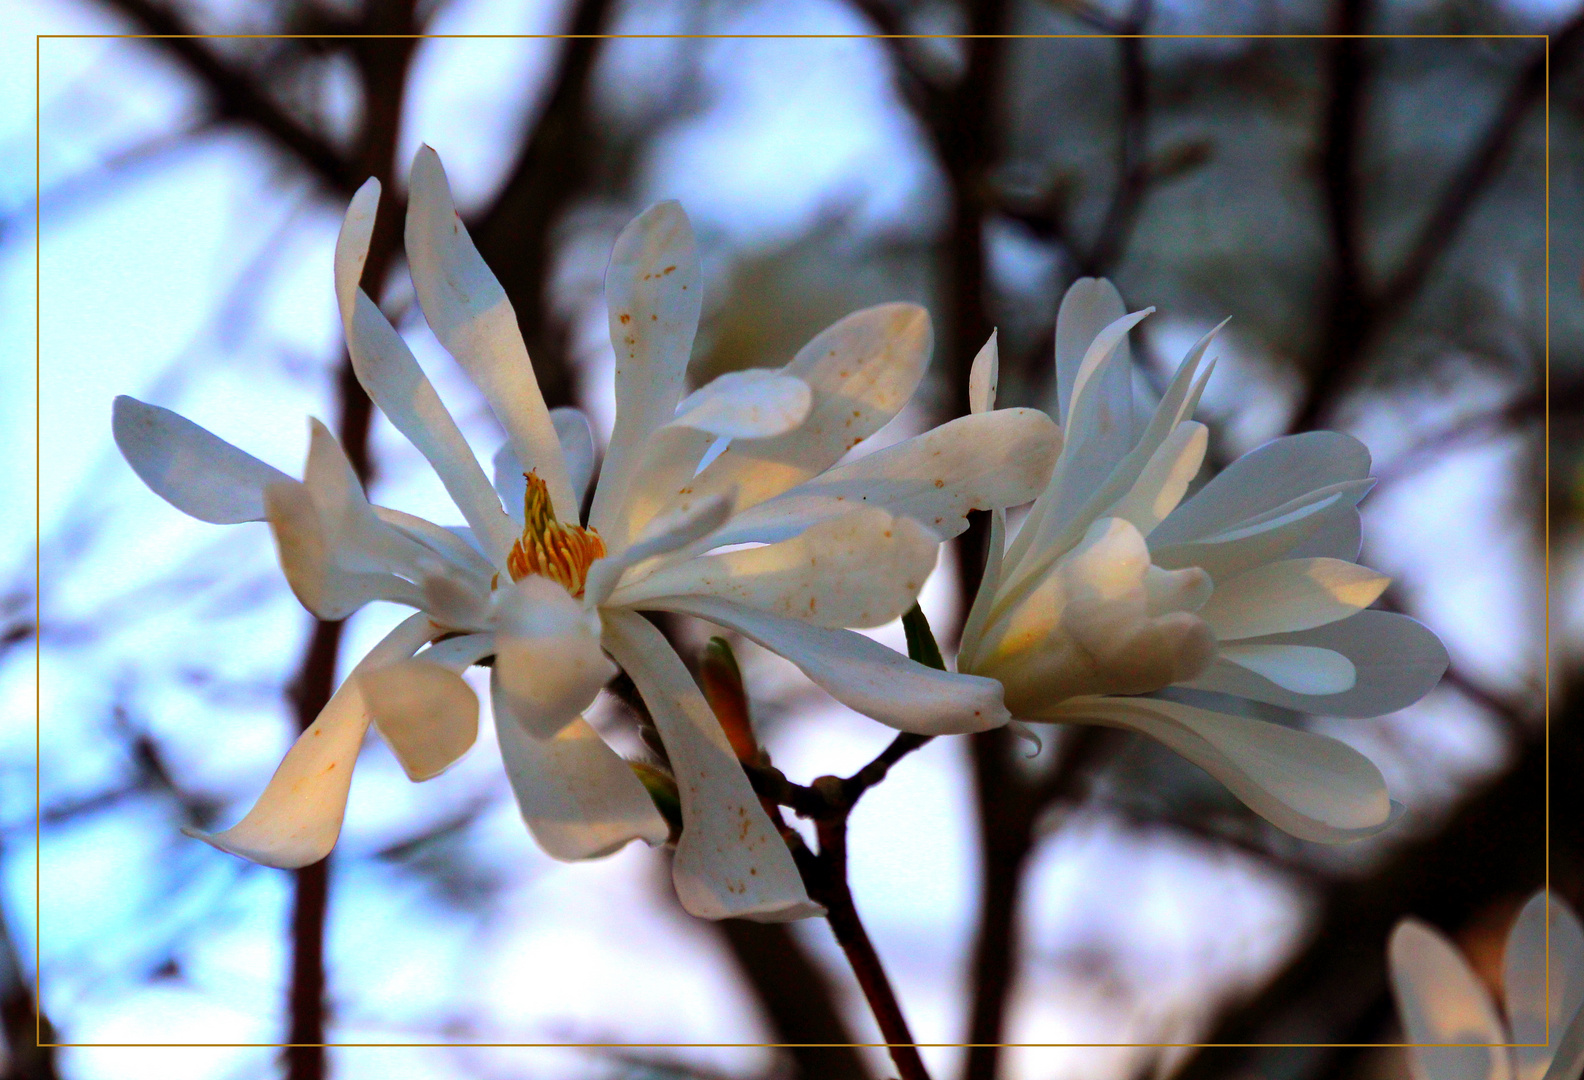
top-left (343, 289), bottom-right (518, 564)
top-left (112, 396), bottom-right (292, 524)
top-left (1507, 892), bottom-right (1584, 1080)
top-left (491, 670), bottom-right (669, 861)
top-left (588, 201), bottom-right (704, 539)
top-left (671, 369), bottom-right (812, 439)
top-left (405, 146), bottom-right (574, 520)
top-left (302, 418), bottom-right (429, 575)
top-left (1199, 558), bottom-right (1390, 640)
top-left (332, 177), bottom-right (381, 322)
top-left (1219, 643), bottom-right (1356, 695)
top-left (1150, 430), bottom-right (1373, 548)
top-left (969, 330), bottom-right (999, 414)
top-left (264, 480), bottom-right (424, 620)
top-left (1541, 1007), bottom-right (1584, 1080)
top-left (1052, 696), bottom-right (1394, 843)
top-left (374, 505), bottom-right (497, 584)
top-left (1181, 610), bottom-right (1448, 718)
top-left (1055, 277), bottom-right (1128, 428)
top-left (583, 491), bottom-right (734, 609)
top-left (1151, 482), bottom-right (1370, 584)
top-left (1001, 320), bottom-right (1218, 598)
top-left (601, 609), bottom-right (822, 921)
top-left (613, 507), bottom-right (937, 630)
top-left (182, 614), bottom-right (436, 867)
top-left (652, 595), bottom-right (1009, 735)
top-left (1065, 306), bottom-right (1150, 451)
top-left (1108, 421), bottom-right (1207, 537)
top-left (1390, 919), bottom-right (1513, 1080)
top-left (699, 408), bottom-right (1061, 547)
top-left (359, 659), bottom-right (479, 781)
top-left (493, 411), bottom-right (598, 528)
top-left (493, 576), bottom-right (614, 738)
top-left (552, 407), bottom-right (597, 512)
top-left (616, 303), bottom-right (932, 548)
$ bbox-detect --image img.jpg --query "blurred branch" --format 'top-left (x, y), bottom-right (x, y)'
top-left (89, 0), bottom-right (360, 194)
top-left (1079, 0), bottom-right (1153, 275)
top-left (1289, 8), bottom-right (1584, 432)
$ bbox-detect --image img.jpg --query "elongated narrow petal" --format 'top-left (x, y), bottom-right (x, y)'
top-left (183, 614), bottom-right (436, 867)
top-left (493, 576), bottom-right (614, 738)
top-left (491, 671), bottom-right (670, 861)
top-left (360, 659), bottom-right (479, 781)
top-left (1150, 430), bottom-right (1373, 547)
top-left (671, 369), bottom-right (812, 439)
top-left (333, 171), bottom-right (519, 563)
top-left (1183, 611), bottom-right (1448, 718)
top-left (265, 481), bottom-right (425, 620)
top-left (1199, 558), bottom-right (1390, 640)
top-left (588, 201), bottom-right (704, 537)
top-left (1001, 319), bottom-right (1218, 596)
top-left (1507, 892), bottom-right (1584, 1080)
top-left (374, 505), bottom-right (497, 583)
top-left (618, 303), bottom-right (933, 546)
top-left (1218, 643), bottom-right (1356, 695)
top-left (405, 146), bottom-right (574, 519)
top-left (1390, 919), bottom-right (1513, 1080)
top-left (113, 397), bottom-right (293, 523)
top-left (1151, 482), bottom-right (1371, 583)
top-left (613, 507), bottom-right (937, 630)
top-left (969, 330), bottom-right (999, 414)
top-left (602, 609), bottom-right (822, 921)
top-left (1049, 696), bottom-right (1394, 843)
top-left (1108, 421), bottom-right (1207, 537)
top-left (1055, 277), bottom-right (1129, 428)
top-left (343, 291), bottom-right (518, 565)
top-left (699, 408), bottom-right (1060, 547)
top-left (552, 407), bottom-right (597, 512)
top-left (652, 595), bottom-right (1008, 735)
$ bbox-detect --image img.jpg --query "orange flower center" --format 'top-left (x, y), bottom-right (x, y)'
top-left (505, 472), bottom-right (605, 598)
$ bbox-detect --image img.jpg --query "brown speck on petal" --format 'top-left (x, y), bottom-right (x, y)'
top-left (662, 265), bottom-right (677, 275)
top-left (934, 479), bottom-right (945, 489)
top-left (619, 313), bottom-right (631, 324)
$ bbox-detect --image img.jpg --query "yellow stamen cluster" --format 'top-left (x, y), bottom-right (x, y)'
top-left (505, 471), bottom-right (605, 597)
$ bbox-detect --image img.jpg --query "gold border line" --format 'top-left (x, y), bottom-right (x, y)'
top-left (30, 27), bottom-right (1552, 1051)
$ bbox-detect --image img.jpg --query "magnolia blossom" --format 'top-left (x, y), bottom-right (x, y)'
top-left (952, 278), bottom-right (1448, 842)
top-left (114, 147), bottom-right (1058, 920)
top-left (1390, 891), bottom-right (1584, 1080)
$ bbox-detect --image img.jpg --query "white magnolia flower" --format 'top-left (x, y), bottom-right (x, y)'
top-left (953, 278), bottom-right (1448, 842)
top-left (1391, 891), bottom-right (1584, 1080)
top-left (113, 147), bottom-right (1059, 920)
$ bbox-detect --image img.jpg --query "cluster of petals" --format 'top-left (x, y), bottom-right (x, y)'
top-left (113, 147), bottom-right (1060, 921)
top-left (949, 278), bottom-right (1448, 843)
top-left (1390, 891), bottom-right (1584, 1080)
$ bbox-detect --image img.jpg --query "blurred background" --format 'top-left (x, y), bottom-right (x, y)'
top-left (4, 0), bottom-right (1581, 1078)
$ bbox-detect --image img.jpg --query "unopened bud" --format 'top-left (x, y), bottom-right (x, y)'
top-left (701, 636), bottom-right (760, 764)
top-left (629, 760), bottom-right (681, 844)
